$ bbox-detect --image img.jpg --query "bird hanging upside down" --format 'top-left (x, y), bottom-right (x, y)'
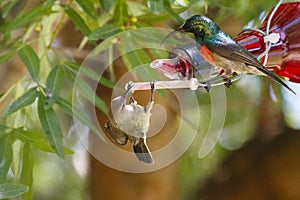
top-left (104, 82), bottom-right (155, 164)
top-left (163, 15), bottom-right (295, 94)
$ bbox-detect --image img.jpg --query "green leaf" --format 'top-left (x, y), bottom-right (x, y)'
top-left (163, 1), bottom-right (184, 22)
top-left (0, 136), bottom-right (12, 183)
top-left (37, 95), bottom-right (64, 158)
top-left (56, 97), bottom-right (107, 142)
top-left (18, 45), bottom-right (40, 82)
top-left (0, 183), bottom-right (29, 199)
top-left (0, 125), bottom-right (8, 131)
top-left (63, 62), bottom-right (115, 88)
top-left (113, 0), bottom-right (129, 26)
top-left (13, 128), bottom-right (73, 154)
top-left (67, 69), bottom-right (108, 115)
top-left (45, 64), bottom-right (65, 109)
top-left (76, 77), bottom-right (108, 115)
top-left (2, 0), bottom-right (20, 18)
top-left (20, 143), bottom-right (34, 200)
top-left (64, 5), bottom-right (91, 36)
top-left (0, 3), bottom-right (52, 33)
top-left (0, 52), bottom-right (15, 65)
top-left (13, 128), bottom-right (44, 144)
top-left (5, 87), bottom-right (39, 116)
top-left (147, 0), bottom-right (164, 14)
top-left (88, 24), bottom-right (121, 41)
top-left (75, 0), bottom-right (97, 18)
top-left (99, 0), bottom-right (114, 12)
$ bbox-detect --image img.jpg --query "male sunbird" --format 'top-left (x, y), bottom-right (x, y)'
top-left (164, 15), bottom-right (295, 94)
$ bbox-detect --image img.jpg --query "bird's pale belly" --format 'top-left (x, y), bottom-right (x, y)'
top-left (211, 54), bottom-right (265, 76)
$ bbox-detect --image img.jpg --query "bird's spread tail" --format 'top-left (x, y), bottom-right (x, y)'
top-left (255, 65), bottom-right (296, 95)
top-left (133, 139), bottom-right (154, 164)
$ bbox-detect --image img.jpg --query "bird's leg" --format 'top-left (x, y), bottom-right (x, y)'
top-left (223, 69), bottom-right (233, 88)
top-left (130, 96), bottom-right (136, 104)
top-left (204, 82), bottom-right (211, 92)
top-left (150, 81), bottom-right (155, 102)
top-left (123, 81), bottom-right (135, 105)
top-left (145, 82), bottom-right (155, 112)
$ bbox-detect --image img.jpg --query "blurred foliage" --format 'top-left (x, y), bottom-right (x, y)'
top-left (0, 0), bottom-right (295, 199)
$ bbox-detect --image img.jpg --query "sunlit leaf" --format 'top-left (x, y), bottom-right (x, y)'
top-left (0, 136), bottom-right (12, 183)
top-left (37, 95), bottom-right (64, 158)
top-left (113, 0), bottom-right (129, 26)
top-left (2, 0), bottom-right (20, 18)
top-left (88, 24), bottom-right (121, 41)
top-left (99, 0), bottom-right (114, 12)
top-left (63, 62), bottom-right (115, 88)
top-left (147, 0), bottom-right (164, 14)
top-left (67, 70), bottom-right (108, 115)
top-left (5, 87), bottom-right (39, 116)
top-left (20, 143), bottom-right (34, 200)
top-left (163, 1), bottom-right (184, 22)
top-left (13, 128), bottom-right (43, 144)
top-left (13, 128), bottom-right (73, 154)
top-left (75, 0), bottom-right (97, 18)
top-left (56, 97), bottom-right (106, 142)
top-left (0, 3), bottom-right (52, 33)
top-left (45, 64), bottom-right (65, 109)
top-left (0, 125), bottom-right (8, 131)
top-left (64, 5), bottom-right (91, 36)
top-left (0, 183), bottom-right (29, 199)
top-left (18, 45), bottom-right (40, 82)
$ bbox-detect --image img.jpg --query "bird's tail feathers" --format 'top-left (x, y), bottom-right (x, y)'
top-left (133, 139), bottom-right (154, 164)
top-left (255, 66), bottom-right (296, 95)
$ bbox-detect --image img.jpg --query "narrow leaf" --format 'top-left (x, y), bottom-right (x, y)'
top-left (67, 71), bottom-right (108, 115)
top-left (147, 0), bottom-right (164, 14)
top-left (75, 0), bottom-right (97, 18)
top-left (20, 143), bottom-right (34, 200)
top-left (18, 46), bottom-right (40, 82)
top-left (45, 64), bottom-right (65, 109)
top-left (56, 97), bottom-right (106, 142)
top-left (13, 128), bottom-right (72, 154)
top-left (37, 95), bottom-right (64, 158)
top-left (0, 136), bottom-right (13, 183)
top-left (113, 0), bottom-right (129, 26)
top-left (2, 0), bottom-right (20, 18)
top-left (0, 125), bottom-right (8, 131)
top-left (63, 62), bottom-right (115, 88)
top-left (99, 0), bottom-right (114, 12)
top-left (13, 128), bottom-right (44, 144)
top-left (5, 87), bottom-right (39, 116)
top-left (88, 24), bottom-right (121, 41)
top-left (76, 78), bottom-right (108, 115)
top-left (0, 183), bottom-right (29, 199)
top-left (0, 4), bottom-right (52, 33)
top-left (64, 5), bottom-right (91, 36)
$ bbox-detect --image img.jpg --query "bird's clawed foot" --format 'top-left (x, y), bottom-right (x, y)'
top-left (204, 82), bottom-right (211, 92)
top-left (224, 78), bottom-right (232, 88)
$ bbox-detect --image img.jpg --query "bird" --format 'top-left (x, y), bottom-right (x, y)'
top-left (104, 82), bottom-right (155, 164)
top-left (163, 15), bottom-right (295, 94)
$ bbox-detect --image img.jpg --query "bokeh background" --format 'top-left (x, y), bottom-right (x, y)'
top-left (1, 0), bottom-right (300, 199)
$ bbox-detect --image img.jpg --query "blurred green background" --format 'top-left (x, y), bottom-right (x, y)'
top-left (0, 0), bottom-right (300, 199)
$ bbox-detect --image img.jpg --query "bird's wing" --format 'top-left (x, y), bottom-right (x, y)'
top-left (207, 42), bottom-right (295, 94)
top-left (104, 120), bottom-right (128, 145)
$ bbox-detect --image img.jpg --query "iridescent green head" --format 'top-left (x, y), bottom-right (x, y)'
top-left (178, 15), bottom-right (218, 37)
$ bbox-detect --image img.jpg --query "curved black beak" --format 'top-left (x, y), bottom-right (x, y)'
top-left (160, 27), bottom-right (184, 46)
